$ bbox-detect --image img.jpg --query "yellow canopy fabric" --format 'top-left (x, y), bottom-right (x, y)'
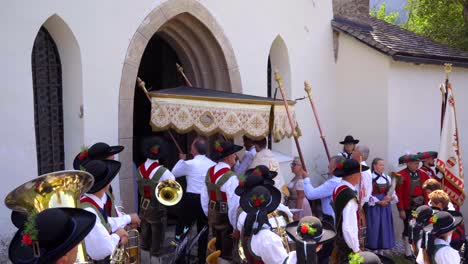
top-left (149, 87), bottom-right (301, 141)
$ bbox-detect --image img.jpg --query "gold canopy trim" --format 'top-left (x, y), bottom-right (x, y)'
top-left (150, 96), bottom-right (301, 141)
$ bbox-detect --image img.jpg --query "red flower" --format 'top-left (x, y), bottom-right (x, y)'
top-left (253, 168), bottom-right (262, 176)
top-left (239, 181), bottom-right (244, 187)
top-left (300, 224), bottom-right (308, 234)
top-left (150, 145), bottom-right (159, 155)
top-left (253, 198), bottom-right (262, 207)
top-left (22, 234), bottom-right (32, 246)
top-left (336, 162), bottom-right (343, 169)
top-left (216, 146), bottom-right (224, 152)
top-left (78, 151), bottom-right (88, 160)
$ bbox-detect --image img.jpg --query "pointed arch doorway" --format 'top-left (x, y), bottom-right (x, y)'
top-left (118, 0), bottom-right (241, 212)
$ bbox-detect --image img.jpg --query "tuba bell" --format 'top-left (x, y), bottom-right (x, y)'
top-left (155, 179), bottom-right (183, 206)
top-left (110, 206), bottom-right (140, 264)
top-left (4, 170), bottom-right (94, 264)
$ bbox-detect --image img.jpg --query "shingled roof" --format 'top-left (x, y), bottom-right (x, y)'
top-left (331, 16), bottom-right (468, 67)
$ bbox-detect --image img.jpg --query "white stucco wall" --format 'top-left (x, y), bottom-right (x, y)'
top-left (0, 0), bottom-right (337, 258)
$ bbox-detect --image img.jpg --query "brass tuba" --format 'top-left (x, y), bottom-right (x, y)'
top-left (4, 170), bottom-right (94, 264)
top-left (155, 179), bottom-right (183, 206)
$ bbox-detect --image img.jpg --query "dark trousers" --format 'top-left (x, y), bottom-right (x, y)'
top-left (318, 214), bottom-right (335, 263)
top-left (402, 209), bottom-right (412, 237)
top-left (140, 205), bottom-right (167, 256)
top-left (175, 192), bottom-right (208, 264)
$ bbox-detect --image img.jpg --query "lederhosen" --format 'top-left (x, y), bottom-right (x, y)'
top-left (80, 193), bottom-right (118, 264)
top-left (403, 170), bottom-right (425, 237)
top-left (205, 166), bottom-right (235, 260)
top-left (137, 161), bottom-right (168, 255)
top-left (331, 185), bottom-right (359, 264)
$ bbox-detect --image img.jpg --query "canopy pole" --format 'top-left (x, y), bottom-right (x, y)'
top-left (304, 81), bottom-right (331, 161)
top-left (274, 71), bottom-right (307, 171)
top-left (176, 63), bottom-right (194, 87)
top-left (136, 77), bottom-right (184, 154)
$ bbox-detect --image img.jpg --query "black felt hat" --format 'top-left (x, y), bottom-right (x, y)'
top-left (210, 140), bottom-right (242, 161)
top-left (333, 159), bottom-right (369, 178)
top-left (9, 208), bottom-right (96, 264)
top-left (81, 160), bottom-right (121, 193)
top-left (339, 135), bottom-right (359, 145)
top-left (423, 211), bottom-right (463, 236)
top-left (398, 154), bottom-right (420, 165)
top-left (235, 165), bottom-right (277, 196)
top-left (417, 151), bottom-right (438, 161)
top-left (11, 211), bottom-right (28, 229)
top-left (286, 216), bottom-right (336, 245)
top-left (88, 142), bottom-right (124, 160)
top-left (141, 136), bottom-right (167, 160)
top-left (73, 147), bottom-right (90, 170)
top-left (412, 205), bottom-right (438, 225)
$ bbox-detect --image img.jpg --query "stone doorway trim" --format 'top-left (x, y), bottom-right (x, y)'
top-left (117, 0), bottom-right (242, 211)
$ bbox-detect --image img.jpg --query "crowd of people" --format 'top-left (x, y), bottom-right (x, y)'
top-left (5, 134), bottom-right (466, 264)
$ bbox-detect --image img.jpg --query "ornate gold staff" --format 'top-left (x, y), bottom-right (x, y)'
top-left (357, 157), bottom-right (366, 250)
top-left (304, 81), bottom-right (331, 161)
top-left (274, 70), bottom-right (307, 170)
top-left (136, 77), bottom-right (184, 154)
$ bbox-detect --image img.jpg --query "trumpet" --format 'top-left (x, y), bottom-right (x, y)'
top-left (4, 170), bottom-right (95, 264)
top-left (155, 179), bottom-right (183, 206)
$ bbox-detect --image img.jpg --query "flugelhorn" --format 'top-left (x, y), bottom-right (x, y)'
top-left (155, 179), bottom-right (183, 206)
top-left (111, 206), bottom-right (140, 264)
top-left (5, 170), bottom-right (94, 264)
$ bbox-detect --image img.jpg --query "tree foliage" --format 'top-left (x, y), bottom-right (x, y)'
top-left (371, 1), bottom-right (468, 51)
top-left (370, 3), bottom-right (399, 24)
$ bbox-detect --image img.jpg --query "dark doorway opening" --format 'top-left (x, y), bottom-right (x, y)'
top-left (32, 27), bottom-right (65, 175)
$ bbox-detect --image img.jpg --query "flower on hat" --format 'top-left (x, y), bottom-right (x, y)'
top-left (238, 174), bottom-right (246, 187)
top-left (348, 252), bottom-right (364, 264)
top-left (251, 194), bottom-right (266, 207)
top-left (214, 141), bottom-right (223, 152)
top-left (22, 212), bottom-right (38, 247)
top-left (336, 161), bottom-right (344, 169)
top-left (150, 145), bottom-right (159, 155)
top-left (412, 210), bottom-right (418, 219)
top-left (299, 223), bottom-right (317, 236)
top-left (78, 146), bottom-right (89, 161)
top-left (253, 168), bottom-right (262, 177)
top-left (429, 215), bottom-right (438, 224)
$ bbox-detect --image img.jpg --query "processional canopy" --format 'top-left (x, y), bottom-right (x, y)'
top-left (148, 86), bottom-right (301, 141)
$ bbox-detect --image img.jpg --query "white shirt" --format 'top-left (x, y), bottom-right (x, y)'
top-left (334, 180), bottom-right (360, 253)
top-left (234, 146), bottom-right (256, 175)
top-left (338, 151), bottom-right (352, 159)
top-left (172, 155), bottom-right (215, 194)
top-left (357, 161), bottom-right (373, 205)
top-left (81, 193), bottom-right (131, 260)
top-left (200, 162), bottom-right (240, 227)
top-left (142, 159), bottom-right (175, 182)
top-left (434, 238), bottom-right (460, 264)
top-left (368, 172), bottom-right (399, 206)
top-left (303, 176), bottom-right (341, 219)
top-left (236, 203), bottom-right (293, 231)
top-left (250, 228), bottom-right (297, 264)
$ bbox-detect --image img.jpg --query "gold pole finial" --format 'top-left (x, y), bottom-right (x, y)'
top-left (444, 63), bottom-right (452, 80)
top-left (274, 70), bottom-right (282, 85)
top-left (304, 81), bottom-right (312, 95)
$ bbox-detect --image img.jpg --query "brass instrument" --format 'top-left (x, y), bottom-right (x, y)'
top-left (4, 170), bottom-right (94, 264)
top-left (269, 210), bottom-right (292, 252)
top-left (155, 179), bottom-right (183, 206)
top-left (111, 207), bottom-right (140, 264)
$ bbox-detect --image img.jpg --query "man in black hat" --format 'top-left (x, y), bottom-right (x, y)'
top-left (338, 135), bottom-right (359, 159)
top-left (9, 208), bottom-right (96, 264)
top-left (73, 142), bottom-right (124, 170)
top-left (200, 140), bottom-right (242, 261)
top-left (331, 159), bottom-right (368, 263)
top-left (79, 160), bottom-right (140, 262)
top-left (423, 211), bottom-right (463, 263)
top-left (136, 136), bottom-right (175, 256)
top-left (238, 184), bottom-right (297, 263)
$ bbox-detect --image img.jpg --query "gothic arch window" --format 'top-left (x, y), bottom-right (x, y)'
top-left (32, 27), bottom-right (64, 174)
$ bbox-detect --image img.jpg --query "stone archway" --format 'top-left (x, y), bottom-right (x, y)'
top-left (117, 0), bottom-right (241, 211)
